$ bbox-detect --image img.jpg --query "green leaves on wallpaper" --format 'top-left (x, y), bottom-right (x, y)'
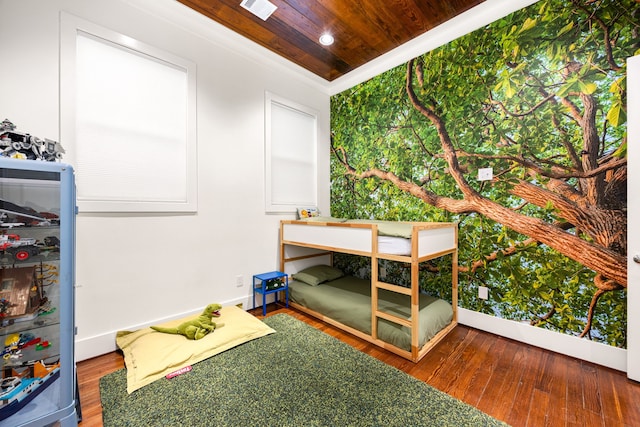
top-left (330, 0), bottom-right (638, 347)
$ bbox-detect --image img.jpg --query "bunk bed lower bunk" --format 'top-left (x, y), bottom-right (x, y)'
top-left (279, 218), bottom-right (458, 362)
top-left (289, 273), bottom-right (453, 352)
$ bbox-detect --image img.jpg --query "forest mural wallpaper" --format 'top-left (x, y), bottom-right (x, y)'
top-left (330, 0), bottom-right (638, 348)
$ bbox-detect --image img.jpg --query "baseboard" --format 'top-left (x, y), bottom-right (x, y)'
top-left (77, 300), bottom-right (625, 371)
top-left (457, 308), bottom-right (627, 372)
top-left (75, 296), bottom-right (251, 362)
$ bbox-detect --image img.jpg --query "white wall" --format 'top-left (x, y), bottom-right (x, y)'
top-left (0, 0), bottom-right (330, 361)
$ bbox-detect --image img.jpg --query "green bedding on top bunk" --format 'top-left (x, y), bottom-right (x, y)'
top-left (289, 276), bottom-right (453, 351)
top-left (299, 217), bottom-right (414, 238)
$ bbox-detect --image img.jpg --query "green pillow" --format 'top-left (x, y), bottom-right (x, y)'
top-left (299, 216), bottom-right (346, 223)
top-left (293, 265), bottom-right (344, 286)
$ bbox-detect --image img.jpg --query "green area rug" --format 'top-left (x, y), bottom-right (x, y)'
top-left (100, 313), bottom-right (508, 426)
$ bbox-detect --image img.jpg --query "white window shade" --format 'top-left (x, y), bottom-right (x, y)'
top-left (266, 92), bottom-right (317, 212)
top-left (61, 14), bottom-right (197, 212)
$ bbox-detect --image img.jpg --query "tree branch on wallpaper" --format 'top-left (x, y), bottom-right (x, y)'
top-left (330, 0), bottom-right (637, 345)
top-left (460, 237), bottom-right (539, 274)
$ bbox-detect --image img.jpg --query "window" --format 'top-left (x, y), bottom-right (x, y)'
top-left (60, 14), bottom-right (197, 212)
top-left (265, 92), bottom-right (317, 213)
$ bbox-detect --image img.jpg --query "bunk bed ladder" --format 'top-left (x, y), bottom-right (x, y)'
top-left (371, 224), bottom-right (381, 346)
top-left (371, 225), bottom-right (421, 361)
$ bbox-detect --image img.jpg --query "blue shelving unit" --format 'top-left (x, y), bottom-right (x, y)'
top-left (253, 271), bottom-right (289, 316)
top-left (0, 158), bottom-right (77, 427)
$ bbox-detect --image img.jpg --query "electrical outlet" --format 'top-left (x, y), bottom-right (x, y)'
top-left (235, 275), bottom-right (243, 287)
top-left (478, 286), bottom-right (489, 300)
top-left (478, 167), bottom-right (493, 181)
top-left (380, 267), bottom-right (386, 279)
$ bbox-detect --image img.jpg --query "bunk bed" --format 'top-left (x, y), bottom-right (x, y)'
top-left (279, 217), bottom-right (458, 362)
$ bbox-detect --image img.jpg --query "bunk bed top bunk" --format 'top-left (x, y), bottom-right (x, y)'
top-left (281, 217), bottom-right (456, 260)
top-left (279, 218), bottom-right (458, 362)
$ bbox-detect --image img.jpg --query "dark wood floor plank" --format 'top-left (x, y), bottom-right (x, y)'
top-left (441, 329), bottom-right (494, 400)
top-left (462, 335), bottom-right (507, 407)
top-left (415, 331), bottom-right (469, 389)
top-left (477, 341), bottom-right (528, 422)
top-left (476, 337), bottom-right (527, 421)
top-left (598, 368), bottom-right (623, 424)
top-left (598, 365), bottom-right (640, 427)
top-left (77, 350), bottom-right (124, 427)
top-left (76, 305), bottom-right (640, 427)
top-left (581, 362), bottom-right (603, 415)
top-left (407, 325), bottom-right (471, 381)
top-left (534, 350), bottom-right (555, 393)
top-left (543, 351), bottom-right (569, 427)
top-left (504, 345), bottom-right (544, 425)
top-left (427, 328), bottom-right (491, 396)
top-left (565, 355), bottom-right (586, 426)
top-left (527, 388), bottom-right (551, 427)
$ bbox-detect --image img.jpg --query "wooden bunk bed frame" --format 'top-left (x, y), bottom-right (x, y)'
top-left (279, 219), bottom-right (458, 362)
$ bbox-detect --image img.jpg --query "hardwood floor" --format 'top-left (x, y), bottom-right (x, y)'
top-left (77, 304), bottom-right (640, 427)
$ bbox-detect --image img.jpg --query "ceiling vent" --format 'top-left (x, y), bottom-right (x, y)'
top-left (240, 0), bottom-right (277, 21)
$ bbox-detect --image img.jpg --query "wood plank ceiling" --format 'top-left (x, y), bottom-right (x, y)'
top-left (177, 0), bottom-right (486, 81)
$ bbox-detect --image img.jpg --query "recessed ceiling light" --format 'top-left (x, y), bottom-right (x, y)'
top-left (319, 33), bottom-right (334, 46)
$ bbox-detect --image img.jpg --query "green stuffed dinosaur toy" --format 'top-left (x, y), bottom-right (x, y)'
top-left (151, 303), bottom-right (224, 340)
